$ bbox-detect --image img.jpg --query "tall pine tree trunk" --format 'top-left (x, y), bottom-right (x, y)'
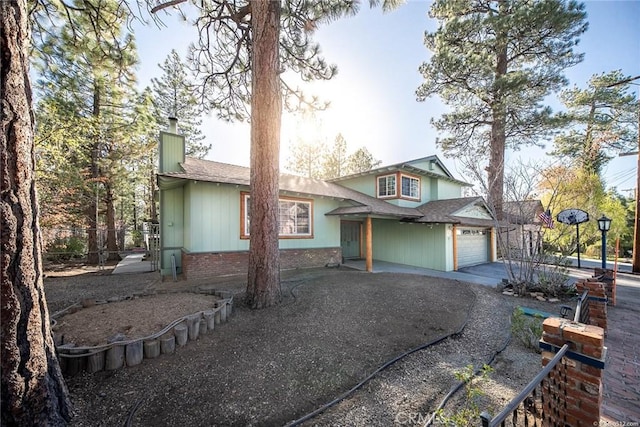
top-left (489, 2), bottom-right (508, 221)
top-left (105, 182), bottom-right (119, 260)
top-left (246, 0), bottom-right (282, 309)
top-left (86, 84), bottom-right (102, 264)
top-left (1, 0), bottom-right (72, 423)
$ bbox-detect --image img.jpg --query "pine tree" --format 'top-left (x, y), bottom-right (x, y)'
top-left (551, 70), bottom-right (639, 175)
top-left (1, 0), bottom-right (72, 423)
top-left (182, 0), bottom-right (402, 308)
top-left (34, 0), bottom-right (154, 263)
top-left (322, 133), bottom-right (348, 179)
top-left (416, 0), bottom-right (587, 219)
top-left (346, 147), bottom-right (381, 174)
top-left (150, 50), bottom-right (210, 158)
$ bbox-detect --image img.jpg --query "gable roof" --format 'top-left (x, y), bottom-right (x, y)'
top-left (503, 200), bottom-right (544, 225)
top-left (413, 197), bottom-right (496, 227)
top-left (158, 157), bottom-right (423, 219)
top-left (329, 155), bottom-right (471, 186)
top-left (158, 157), bottom-right (493, 225)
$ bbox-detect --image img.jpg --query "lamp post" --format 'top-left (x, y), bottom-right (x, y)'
top-left (597, 214), bottom-right (612, 269)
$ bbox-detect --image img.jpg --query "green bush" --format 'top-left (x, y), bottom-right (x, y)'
top-left (46, 236), bottom-right (86, 261)
top-left (511, 307), bottom-right (543, 352)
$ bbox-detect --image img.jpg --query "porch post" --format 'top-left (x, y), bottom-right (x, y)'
top-left (365, 216), bottom-right (373, 272)
top-left (452, 225), bottom-right (458, 271)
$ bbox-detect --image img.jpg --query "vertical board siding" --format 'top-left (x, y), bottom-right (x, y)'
top-left (372, 220), bottom-right (447, 270)
top-left (438, 180), bottom-right (462, 199)
top-left (333, 174), bottom-right (375, 197)
top-left (184, 183), bottom-right (343, 253)
top-left (159, 132), bottom-right (185, 173)
top-left (160, 187), bottom-right (184, 272)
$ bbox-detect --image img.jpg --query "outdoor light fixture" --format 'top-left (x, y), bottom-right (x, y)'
top-left (597, 214), bottom-right (612, 269)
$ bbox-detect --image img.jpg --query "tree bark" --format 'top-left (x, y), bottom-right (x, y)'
top-left (1, 0), bottom-right (72, 423)
top-left (488, 1), bottom-right (508, 221)
top-left (246, 0), bottom-right (282, 309)
top-left (86, 82), bottom-right (102, 264)
top-left (104, 182), bottom-right (119, 260)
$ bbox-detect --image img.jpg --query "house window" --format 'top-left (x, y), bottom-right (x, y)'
top-left (377, 174), bottom-right (396, 198)
top-left (241, 193), bottom-right (313, 238)
top-left (401, 175), bottom-right (420, 199)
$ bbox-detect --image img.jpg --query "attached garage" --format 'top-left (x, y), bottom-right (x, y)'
top-left (456, 227), bottom-right (490, 268)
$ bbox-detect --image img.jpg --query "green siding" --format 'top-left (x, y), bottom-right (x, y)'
top-left (159, 132), bottom-right (185, 173)
top-left (183, 182), bottom-right (342, 252)
top-left (371, 220), bottom-right (448, 270)
top-left (333, 175), bottom-right (375, 197)
top-left (160, 186), bottom-right (184, 274)
top-left (438, 180), bottom-right (462, 199)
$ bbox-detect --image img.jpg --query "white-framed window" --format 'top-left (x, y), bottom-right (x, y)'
top-left (241, 193), bottom-right (313, 238)
top-left (401, 175), bottom-right (420, 199)
top-left (377, 174), bottom-right (396, 197)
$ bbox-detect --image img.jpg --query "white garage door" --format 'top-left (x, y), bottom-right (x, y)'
top-left (457, 228), bottom-right (489, 268)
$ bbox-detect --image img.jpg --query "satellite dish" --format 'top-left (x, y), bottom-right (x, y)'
top-left (557, 208), bottom-right (589, 225)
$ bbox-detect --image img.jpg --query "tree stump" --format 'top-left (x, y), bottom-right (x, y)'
top-left (143, 340), bottom-right (160, 359)
top-left (204, 310), bottom-right (215, 332)
top-left (187, 315), bottom-right (200, 340)
top-left (105, 344), bottom-right (125, 370)
top-left (126, 341), bottom-right (143, 366)
top-left (174, 324), bottom-right (188, 347)
top-left (86, 350), bottom-right (105, 373)
top-left (199, 318), bottom-right (208, 335)
top-left (160, 335), bottom-right (175, 354)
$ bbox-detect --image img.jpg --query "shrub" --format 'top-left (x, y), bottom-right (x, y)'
top-left (46, 236), bottom-right (86, 261)
top-left (436, 364), bottom-right (494, 427)
top-left (511, 307), bottom-right (543, 352)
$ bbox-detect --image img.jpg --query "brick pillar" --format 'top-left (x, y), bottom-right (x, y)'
top-left (541, 318), bottom-right (606, 427)
top-left (575, 279), bottom-right (608, 331)
top-left (593, 268), bottom-right (616, 306)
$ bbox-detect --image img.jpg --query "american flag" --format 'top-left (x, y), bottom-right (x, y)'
top-left (539, 209), bottom-right (554, 229)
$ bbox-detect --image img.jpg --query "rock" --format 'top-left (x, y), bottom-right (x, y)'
top-left (548, 298), bottom-right (560, 303)
top-left (536, 296), bottom-right (546, 302)
top-left (82, 299), bottom-right (95, 308)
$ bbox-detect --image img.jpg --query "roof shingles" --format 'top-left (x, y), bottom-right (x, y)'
top-left (158, 157), bottom-right (495, 225)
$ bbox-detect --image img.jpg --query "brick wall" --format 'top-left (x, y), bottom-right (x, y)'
top-left (575, 279), bottom-right (608, 331)
top-left (541, 318), bottom-right (606, 426)
top-left (593, 267), bottom-right (616, 306)
top-left (181, 247), bottom-right (342, 280)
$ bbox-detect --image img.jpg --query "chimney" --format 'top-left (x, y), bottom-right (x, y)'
top-left (168, 116), bottom-right (178, 134)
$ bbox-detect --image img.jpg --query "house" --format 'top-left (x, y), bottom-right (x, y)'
top-left (156, 120), bottom-right (497, 280)
top-left (500, 200), bottom-right (545, 258)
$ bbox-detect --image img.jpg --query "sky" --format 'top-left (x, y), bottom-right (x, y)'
top-left (133, 0), bottom-right (640, 194)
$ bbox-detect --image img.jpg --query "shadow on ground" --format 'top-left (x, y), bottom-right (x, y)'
top-left (63, 268), bottom-right (476, 426)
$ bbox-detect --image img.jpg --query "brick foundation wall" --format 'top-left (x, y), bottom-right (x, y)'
top-left (181, 247), bottom-right (342, 281)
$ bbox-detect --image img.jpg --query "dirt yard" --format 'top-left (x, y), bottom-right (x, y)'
top-left (43, 263), bottom-right (566, 426)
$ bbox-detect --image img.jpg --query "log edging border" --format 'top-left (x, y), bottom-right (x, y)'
top-left (52, 287), bottom-right (234, 375)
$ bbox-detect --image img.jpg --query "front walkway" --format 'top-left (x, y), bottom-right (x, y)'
top-left (602, 272), bottom-right (640, 422)
top-left (112, 253), bottom-right (154, 274)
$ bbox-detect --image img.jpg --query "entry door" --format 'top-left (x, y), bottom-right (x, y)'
top-left (340, 221), bottom-right (361, 259)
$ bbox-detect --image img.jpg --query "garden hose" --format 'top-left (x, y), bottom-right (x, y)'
top-left (284, 283), bottom-right (478, 427)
